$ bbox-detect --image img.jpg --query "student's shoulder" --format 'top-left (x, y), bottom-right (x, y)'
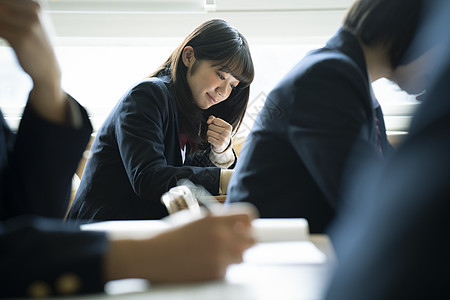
top-left (131, 77), bottom-right (172, 97)
top-left (277, 48), bottom-right (365, 94)
top-left (123, 77), bottom-right (174, 108)
top-left (301, 48), bottom-right (361, 77)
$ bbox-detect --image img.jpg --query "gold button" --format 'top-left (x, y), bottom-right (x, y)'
top-left (27, 281), bottom-right (51, 298)
top-left (55, 273), bottom-right (81, 295)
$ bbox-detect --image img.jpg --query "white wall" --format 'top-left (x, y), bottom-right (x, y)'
top-left (1, 0), bottom-right (418, 134)
top-left (45, 0), bottom-right (352, 43)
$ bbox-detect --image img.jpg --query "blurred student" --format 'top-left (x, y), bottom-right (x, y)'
top-left (324, 1), bottom-right (450, 298)
top-left (67, 19), bottom-right (254, 223)
top-left (226, 0), bottom-right (432, 233)
top-left (0, 1), bottom-right (254, 298)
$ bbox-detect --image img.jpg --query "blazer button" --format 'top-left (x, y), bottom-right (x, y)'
top-left (55, 273), bottom-right (81, 295)
top-left (27, 281), bottom-right (51, 298)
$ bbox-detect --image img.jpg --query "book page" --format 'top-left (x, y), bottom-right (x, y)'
top-left (252, 218), bottom-right (309, 243)
top-left (244, 241), bottom-right (327, 264)
top-left (82, 218), bottom-right (310, 242)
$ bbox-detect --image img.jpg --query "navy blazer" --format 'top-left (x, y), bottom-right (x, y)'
top-left (325, 17), bottom-right (450, 298)
top-left (68, 76), bottom-right (232, 222)
top-left (226, 29), bottom-right (392, 233)
top-left (0, 99), bottom-right (108, 298)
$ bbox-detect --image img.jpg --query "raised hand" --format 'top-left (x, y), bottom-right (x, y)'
top-left (206, 115), bottom-right (233, 153)
top-left (0, 0), bottom-right (66, 123)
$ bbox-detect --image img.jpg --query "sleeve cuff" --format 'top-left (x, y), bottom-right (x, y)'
top-left (66, 93), bottom-right (84, 129)
top-left (209, 145), bottom-right (235, 169)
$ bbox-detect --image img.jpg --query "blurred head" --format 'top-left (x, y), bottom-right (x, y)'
top-left (343, 0), bottom-right (425, 69)
top-left (342, 0), bottom-right (443, 95)
top-left (152, 19), bottom-right (254, 149)
top-left (389, 46), bottom-right (442, 95)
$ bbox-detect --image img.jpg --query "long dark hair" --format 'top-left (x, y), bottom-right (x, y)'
top-left (343, 0), bottom-right (425, 68)
top-left (150, 19), bottom-right (254, 152)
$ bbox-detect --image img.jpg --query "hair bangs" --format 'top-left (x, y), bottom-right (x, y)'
top-left (214, 50), bottom-right (254, 89)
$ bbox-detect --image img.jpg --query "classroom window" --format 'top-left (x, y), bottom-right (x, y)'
top-left (0, 0), bottom-right (418, 135)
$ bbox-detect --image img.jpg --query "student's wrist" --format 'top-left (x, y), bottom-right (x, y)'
top-left (29, 82), bottom-right (68, 124)
top-left (212, 137), bottom-right (233, 154)
top-left (103, 238), bottom-right (154, 283)
top-left (210, 145), bottom-right (235, 169)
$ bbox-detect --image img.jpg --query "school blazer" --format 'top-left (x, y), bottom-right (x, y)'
top-left (68, 77), bottom-right (229, 222)
top-left (0, 100), bottom-right (108, 297)
top-left (226, 29), bottom-right (393, 233)
top-left (324, 46), bottom-right (450, 300)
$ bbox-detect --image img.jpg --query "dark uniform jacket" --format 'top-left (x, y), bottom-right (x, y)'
top-left (68, 76), bottom-right (234, 222)
top-left (325, 9), bottom-right (450, 297)
top-left (226, 29), bottom-right (392, 233)
top-left (0, 98), bottom-right (107, 298)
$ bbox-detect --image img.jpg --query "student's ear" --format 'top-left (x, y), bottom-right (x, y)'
top-left (182, 46), bottom-right (195, 68)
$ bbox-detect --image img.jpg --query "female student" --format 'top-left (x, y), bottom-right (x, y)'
top-left (226, 0), bottom-right (434, 233)
top-left (68, 19), bottom-right (254, 222)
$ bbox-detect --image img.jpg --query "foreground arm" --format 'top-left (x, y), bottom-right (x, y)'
top-left (104, 213), bottom-right (255, 283)
top-left (0, 0), bottom-right (67, 123)
top-left (1, 210), bottom-right (254, 298)
top-left (0, 0), bottom-right (92, 219)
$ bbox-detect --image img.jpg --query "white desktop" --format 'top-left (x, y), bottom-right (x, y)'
top-left (72, 218), bottom-right (336, 300)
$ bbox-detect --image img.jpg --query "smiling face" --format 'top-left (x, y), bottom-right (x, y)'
top-left (182, 46), bottom-right (240, 110)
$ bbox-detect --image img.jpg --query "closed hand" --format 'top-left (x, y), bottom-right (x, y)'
top-left (206, 115), bottom-right (232, 153)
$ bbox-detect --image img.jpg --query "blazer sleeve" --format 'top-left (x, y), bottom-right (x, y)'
top-left (186, 146), bottom-right (237, 169)
top-left (286, 57), bottom-right (382, 207)
top-left (4, 94), bottom-right (93, 219)
top-left (115, 81), bottom-right (221, 200)
top-left (0, 96), bottom-right (106, 298)
top-left (0, 216), bottom-right (108, 298)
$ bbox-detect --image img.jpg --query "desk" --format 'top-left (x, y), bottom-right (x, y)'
top-left (64, 235), bottom-right (335, 300)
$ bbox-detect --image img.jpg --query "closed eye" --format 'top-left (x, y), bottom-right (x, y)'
top-left (218, 71), bottom-right (239, 89)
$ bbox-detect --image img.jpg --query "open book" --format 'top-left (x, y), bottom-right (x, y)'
top-left (81, 217), bottom-right (309, 242)
top-left (82, 217), bottom-right (326, 264)
top-left (82, 180), bottom-right (327, 264)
